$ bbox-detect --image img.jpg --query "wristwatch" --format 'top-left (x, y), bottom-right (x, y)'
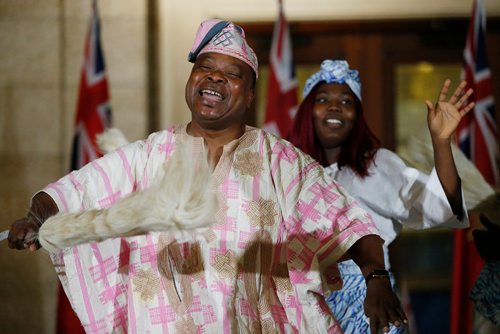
top-left (365, 269), bottom-right (390, 284)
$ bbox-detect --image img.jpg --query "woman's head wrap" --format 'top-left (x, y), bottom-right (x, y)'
top-left (188, 19), bottom-right (259, 78)
top-left (303, 60), bottom-right (361, 100)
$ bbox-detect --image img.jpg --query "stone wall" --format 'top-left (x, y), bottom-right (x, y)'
top-left (0, 1), bottom-right (147, 333)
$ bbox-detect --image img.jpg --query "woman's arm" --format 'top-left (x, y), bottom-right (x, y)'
top-left (425, 80), bottom-right (474, 216)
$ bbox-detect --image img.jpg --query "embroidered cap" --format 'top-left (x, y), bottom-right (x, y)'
top-left (188, 19), bottom-right (259, 78)
top-left (303, 60), bottom-right (361, 100)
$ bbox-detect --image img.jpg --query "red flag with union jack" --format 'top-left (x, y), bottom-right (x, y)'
top-left (57, 1), bottom-right (112, 332)
top-left (262, 0), bottom-right (298, 138)
top-left (70, 0), bottom-right (112, 170)
top-left (450, 0), bottom-right (498, 333)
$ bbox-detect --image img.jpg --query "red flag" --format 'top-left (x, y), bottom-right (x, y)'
top-left (451, 0), bottom-right (498, 333)
top-left (262, 0), bottom-right (298, 138)
top-left (70, 1), bottom-right (112, 171)
top-left (57, 1), bottom-right (112, 333)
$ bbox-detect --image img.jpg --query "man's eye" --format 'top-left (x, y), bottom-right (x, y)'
top-left (316, 97), bottom-right (327, 103)
top-left (227, 72), bottom-right (241, 78)
top-left (341, 99), bottom-right (353, 105)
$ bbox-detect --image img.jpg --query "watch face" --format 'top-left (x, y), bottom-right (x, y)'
top-left (366, 269), bottom-right (390, 282)
top-left (374, 269), bottom-right (389, 276)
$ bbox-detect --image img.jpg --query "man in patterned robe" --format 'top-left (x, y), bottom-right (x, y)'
top-left (8, 19), bottom-right (406, 333)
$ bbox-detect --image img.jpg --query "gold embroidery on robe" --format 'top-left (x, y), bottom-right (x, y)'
top-left (234, 150), bottom-right (264, 177)
top-left (132, 268), bottom-right (161, 302)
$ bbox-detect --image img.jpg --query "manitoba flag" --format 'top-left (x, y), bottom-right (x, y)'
top-left (450, 0), bottom-right (498, 333)
top-left (262, 0), bottom-right (298, 138)
top-left (57, 1), bottom-right (112, 333)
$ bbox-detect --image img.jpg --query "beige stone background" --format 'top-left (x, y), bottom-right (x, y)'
top-left (1, 0), bottom-right (499, 333)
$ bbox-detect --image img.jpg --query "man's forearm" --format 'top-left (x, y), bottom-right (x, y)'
top-left (347, 234), bottom-right (386, 277)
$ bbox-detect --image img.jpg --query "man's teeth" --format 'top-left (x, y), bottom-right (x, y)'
top-left (201, 89), bottom-right (224, 99)
top-left (326, 119), bottom-right (342, 125)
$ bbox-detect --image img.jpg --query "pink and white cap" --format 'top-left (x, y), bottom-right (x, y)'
top-left (188, 19), bottom-right (259, 78)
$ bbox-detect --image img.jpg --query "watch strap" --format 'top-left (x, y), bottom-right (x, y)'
top-left (365, 269), bottom-right (390, 284)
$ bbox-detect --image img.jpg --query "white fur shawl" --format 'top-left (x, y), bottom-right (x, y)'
top-left (38, 139), bottom-right (217, 252)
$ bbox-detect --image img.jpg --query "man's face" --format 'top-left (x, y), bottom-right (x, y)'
top-left (185, 52), bottom-right (255, 131)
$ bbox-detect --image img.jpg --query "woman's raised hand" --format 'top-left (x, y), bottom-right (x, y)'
top-left (425, 79), bottom-right (475, 142)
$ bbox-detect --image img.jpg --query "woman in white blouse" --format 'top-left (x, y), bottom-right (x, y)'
top-left (288, 59), bottom-right (473, 333)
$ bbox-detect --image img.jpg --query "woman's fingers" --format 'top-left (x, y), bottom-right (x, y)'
top-left (449, 80), bottom-right (468, 104)
top-left (425, 100), bottom-right (434, 113)
top-left (455, 88), bottom-right (474, 109)
top-left (461, 101), bottom-right (475, 116)
top-left (438, 79), bottom-right (452, 103)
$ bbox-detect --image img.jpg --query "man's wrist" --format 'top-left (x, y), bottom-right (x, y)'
top-left (28, 191), bottom-right (59, 226)
top-left (27, 212), bottom-right (43, 227)
top-left (365, 269), bottom-right (390, 284)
